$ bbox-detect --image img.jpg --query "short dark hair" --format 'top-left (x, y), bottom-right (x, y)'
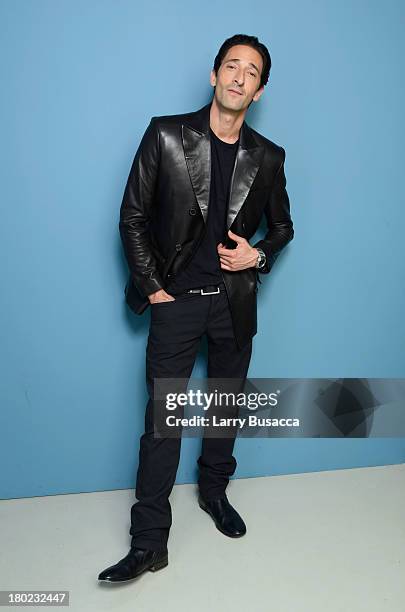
top-left (212, 34), bottom-right (271, 90)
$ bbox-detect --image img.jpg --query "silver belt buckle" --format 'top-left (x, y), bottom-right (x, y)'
top-left (201, 286), bottom-right (220, 295)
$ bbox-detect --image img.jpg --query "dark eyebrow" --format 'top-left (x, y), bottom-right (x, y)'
top-left (224, 58), bottom-right (260, 74)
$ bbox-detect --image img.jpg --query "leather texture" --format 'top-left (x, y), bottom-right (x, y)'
top-left (198, 493), bottom-right (247, 537)
top-left (119, 100), bottom-right (294, 349)
top-left (98, 547), bottom-right (168, 582)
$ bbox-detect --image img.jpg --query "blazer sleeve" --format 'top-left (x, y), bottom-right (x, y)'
top-left (119, 117), bottom-right (165, 298)
top-left (252, 147), bottom-right (294, 274)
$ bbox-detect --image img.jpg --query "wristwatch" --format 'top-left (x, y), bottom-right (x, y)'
top-left (255, 247), bottom-right (267, 269)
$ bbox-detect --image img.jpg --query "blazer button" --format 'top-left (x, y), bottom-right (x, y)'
top-left (175, 243), bottom-right (182, 251)
top-left (189, 208), bottom-right (197, 216)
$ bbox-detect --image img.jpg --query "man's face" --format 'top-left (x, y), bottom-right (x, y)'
top-left (210, 44), bottom-right (265, 111)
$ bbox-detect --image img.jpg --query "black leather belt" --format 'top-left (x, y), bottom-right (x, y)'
top-left (185, 282), bottom-right (225, 295)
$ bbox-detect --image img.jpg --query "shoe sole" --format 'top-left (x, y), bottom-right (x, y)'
top-left (198, 500), bottom-right (246, 538)
top-left (98, 556), bottom-right (168, 583)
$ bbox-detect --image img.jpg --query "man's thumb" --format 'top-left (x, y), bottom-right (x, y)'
top-left (228, 229), bottom-right (243, 243)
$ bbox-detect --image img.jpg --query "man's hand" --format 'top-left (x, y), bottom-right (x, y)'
top-left (217, 229), bottom-right (258, 271)
top-left (148, 288), bottom-right (176, 304)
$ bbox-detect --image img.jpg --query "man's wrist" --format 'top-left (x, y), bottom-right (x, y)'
top-left (254, 247), bottom-right (267, 269)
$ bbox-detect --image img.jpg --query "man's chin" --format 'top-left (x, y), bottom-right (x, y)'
top-left (216, 95), bottom-right (245, 112)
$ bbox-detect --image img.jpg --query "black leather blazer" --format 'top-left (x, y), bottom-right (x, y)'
top-left (119, 100), bottom-right (294, 349)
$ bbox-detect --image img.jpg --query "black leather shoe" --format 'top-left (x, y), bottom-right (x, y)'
top-left (198, 493), bottom-right (247, 537)
top-left (98, 547), bottom-right (168, 583)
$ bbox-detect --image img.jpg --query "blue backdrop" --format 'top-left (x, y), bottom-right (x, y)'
top-left (1, 0), bottom-right (404, 499)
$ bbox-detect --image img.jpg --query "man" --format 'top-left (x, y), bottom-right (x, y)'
top-left (98, 33), bottom-right (293, 583)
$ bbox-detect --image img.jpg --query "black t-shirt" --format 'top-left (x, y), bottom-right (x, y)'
top-left (165, 127), bottom-right (239, 294)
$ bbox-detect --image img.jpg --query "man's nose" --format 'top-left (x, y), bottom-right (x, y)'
top-left (234, 72), bottom-right (244, 85)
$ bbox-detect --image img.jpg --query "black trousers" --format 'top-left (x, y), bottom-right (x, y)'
top-left (129, 282), bottom-right (253, 551)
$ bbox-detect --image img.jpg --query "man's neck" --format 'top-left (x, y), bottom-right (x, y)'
top-left (209, 98), bottom-right (245, 144)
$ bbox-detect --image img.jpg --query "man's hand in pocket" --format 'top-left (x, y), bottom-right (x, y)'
top-left (148, 288), bottom-right (176, 304)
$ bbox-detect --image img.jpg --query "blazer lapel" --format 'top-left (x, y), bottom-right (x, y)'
top-left (227, 125), bottom-right (264, 229)
top-left (182, 101), bottom-right (264, 227)
top-left (182, 118), bottom-right (211, 224)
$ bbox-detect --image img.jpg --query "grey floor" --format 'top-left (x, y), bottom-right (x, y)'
top-left (1, 464), bottom-right (404, 612)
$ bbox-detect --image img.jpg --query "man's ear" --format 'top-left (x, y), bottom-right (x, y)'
top-left (253, 84), bottom-right (265, 102)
